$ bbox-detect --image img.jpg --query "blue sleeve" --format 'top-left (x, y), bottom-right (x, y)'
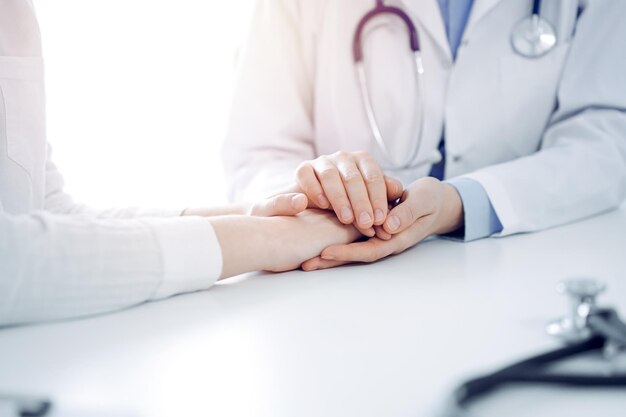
top-left (444, 178), bottom-right (503, 241)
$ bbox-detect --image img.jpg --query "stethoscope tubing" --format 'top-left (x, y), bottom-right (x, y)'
top-left (354, 0), bottom-right (557, 170)
top-left (353, 1), bottom-right (427, 170)
top-left (353, 1), bottom-right (419, 63)
top-left (453, 309), bottom-right (626, 411)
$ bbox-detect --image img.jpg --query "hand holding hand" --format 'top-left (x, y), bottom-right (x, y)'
top-left (294, 151), bottom-right (404, 235)
top-left (301, 177), bottom-right (464, 270)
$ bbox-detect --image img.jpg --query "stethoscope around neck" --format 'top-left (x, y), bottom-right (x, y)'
top-left (353, 0), bottom-right (430, 170)
top-left (353, 0), bottom-right (557, 171)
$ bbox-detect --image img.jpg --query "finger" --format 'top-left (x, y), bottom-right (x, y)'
top-left (335, 158), bottom-right (374, 229)
top-left (384, 191), bottom-right (432, 235)
top-left (355, 152), bottom-right (388, 226)
top-left (355, 224), bottom-right (376, 238)
top-left (301, 257), bottom-right (348, 271)
top-left (250, 193), bottom-right (308, 217)
top-left (320, 238), bottom-right (400, 263)
top-left (374, 225), bottom-right (392, 241)
top-left (313, 157), bottom-right (354, 224)
top-left (295, 162), bottom-right (330, 209)
top-left (385, 177), bottom-right (404, 202)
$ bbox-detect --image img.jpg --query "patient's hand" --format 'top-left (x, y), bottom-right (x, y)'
top-left (182, 193), bottom-right (309, 218)
top-left (262, 209), bottom-right (362, 272)
top-left (210, 209), bottom-right (362, 279)
top-left (248, 193), bottom-right (308, 217)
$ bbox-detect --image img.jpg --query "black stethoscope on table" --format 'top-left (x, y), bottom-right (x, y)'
top-left (353, 0), bottom-right (557, 170)
top-left (444, 279), bottom-right (626, 416)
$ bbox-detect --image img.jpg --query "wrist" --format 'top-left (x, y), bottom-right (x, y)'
top-left (439, 183), bottom-right (464, 234)
top-left (210, 215), bottom-right (273, 279)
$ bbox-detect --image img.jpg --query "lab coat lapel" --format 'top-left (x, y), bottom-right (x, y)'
top-left (465, 0), bottom-right (506, 36)
top-left (400, 0), bottom-right (452, 62)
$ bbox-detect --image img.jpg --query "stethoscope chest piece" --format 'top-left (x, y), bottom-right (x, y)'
top-left (511, 14), bottom-right (557, 58)
top-left (546, 278), bottom-right (606, 343)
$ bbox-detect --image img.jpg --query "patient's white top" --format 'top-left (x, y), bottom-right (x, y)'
top-left (0, 0), bottom-right (222, 326)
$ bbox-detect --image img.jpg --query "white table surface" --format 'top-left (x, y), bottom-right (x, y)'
top-left (1, 206), bottom-right (625, 417)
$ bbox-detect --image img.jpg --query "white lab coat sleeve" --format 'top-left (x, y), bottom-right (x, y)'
top-left (223, 0), bottom-right (316, 202)
top-left (44, 144), bottom-right (183, 218)
top-left (462, 0), bottom-right (626, 236)
top-left (0, 210), bottom-right (222, 327)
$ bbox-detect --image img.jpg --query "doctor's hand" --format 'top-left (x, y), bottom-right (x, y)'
top-left (300, 177), bottom-right (463, 270)
top-left (294, 151), bottom-right (404, 236)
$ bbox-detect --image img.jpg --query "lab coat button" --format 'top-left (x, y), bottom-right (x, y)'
top-left (452, 155), bottom-right (462, 163)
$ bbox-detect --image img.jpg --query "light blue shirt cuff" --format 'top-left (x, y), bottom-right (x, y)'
top-left (444, 178), bottom-right (503, 241)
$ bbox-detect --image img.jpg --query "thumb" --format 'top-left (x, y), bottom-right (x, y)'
top-left (249, 193), bottom-right (308, 217)
top-left (383, 190), bottom-right (430, 235)
top-left (272, 183), bottom-right (321, 209)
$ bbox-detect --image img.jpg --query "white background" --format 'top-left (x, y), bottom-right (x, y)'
top-left (35, 0), bottom-right (254, 210)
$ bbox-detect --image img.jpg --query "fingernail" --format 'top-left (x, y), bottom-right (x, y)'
top-left (374, 209), bottom-right (384, 223)
top-left (340, 207), bottom-right (353, 222)
top-left (317, 194), bottom-right (329, 208)
top-left (322, 254), bottom-right (336, 261)
top-left (387, 215), bottom-right (400, 232)
top-left (359, 211), bottom-right (372, 226)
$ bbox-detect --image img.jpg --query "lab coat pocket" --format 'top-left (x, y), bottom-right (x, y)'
top-left (499, 43), bottom-right (571, 157)
top-left (0, 56), bottom-right (46, 179)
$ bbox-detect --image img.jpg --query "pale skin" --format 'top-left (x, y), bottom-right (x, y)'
top-left (182, 193), bottom-right (360, 279)
top-left (210, 210), bottom-right (360, 278)
top-left (291, 151), bottom-right (464, 270)
top-left (184, 150), bottom-right (463, 276)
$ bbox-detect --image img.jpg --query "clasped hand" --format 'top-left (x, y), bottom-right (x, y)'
top-left (288, 151), bottom-right (464, 271)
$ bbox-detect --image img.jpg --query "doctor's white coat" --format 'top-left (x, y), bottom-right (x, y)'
top-left (224, 0), bottom-right (626, 236)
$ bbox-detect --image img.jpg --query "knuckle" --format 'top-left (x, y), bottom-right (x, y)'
top-left (269, 196), bottom-right (281, 212)
top-left (342, 170), bottom-right (363, 184)
top-left (401, 205), bottom-right (416, 225)
top-left (327, 190), bottom-right (348, 204)
top-left (370, 248), bottom-right (384, 262)
top-left (321, 183), bottom-right (346, 200)
top-left (317, 167), bottom-right (339, 182)
top-left (295, 162), bottom-right (312, 181)
top-left (333, 150), bottom-right (350, 160)
top-left (363, 171), bottom-right (384, 185)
